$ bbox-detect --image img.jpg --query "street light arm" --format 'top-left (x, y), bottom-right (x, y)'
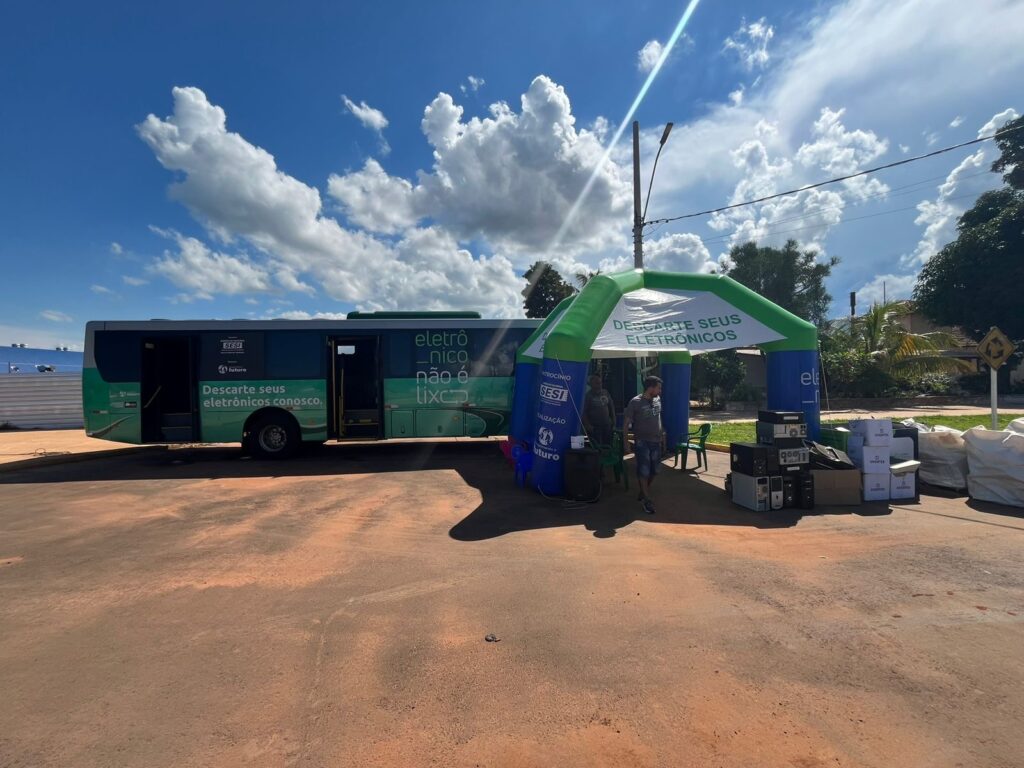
top-left (642, 143), bottom-right (665, 224)
top-left (641, 123), bottom-right (673, 224)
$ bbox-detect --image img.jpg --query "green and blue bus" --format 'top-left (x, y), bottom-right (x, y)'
top-left (83, 313), bottom-right (540, 457)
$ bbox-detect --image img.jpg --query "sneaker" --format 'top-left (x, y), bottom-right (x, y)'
top-left (643, 498), bottom-right (656, 515)
top-left (638, 497), bottom-right (648, 513)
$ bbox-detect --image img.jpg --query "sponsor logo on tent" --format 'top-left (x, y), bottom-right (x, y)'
top-left (539, 383), bottom-right (569, 403)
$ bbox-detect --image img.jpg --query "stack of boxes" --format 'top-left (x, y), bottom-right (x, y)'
top-left (728, 410), bottom-right (813, 511)
top-left (824, 419), bottom-right (919, 502)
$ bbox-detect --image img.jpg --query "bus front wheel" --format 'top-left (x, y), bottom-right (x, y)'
top-left (247, 412), bottom-right (300, 459)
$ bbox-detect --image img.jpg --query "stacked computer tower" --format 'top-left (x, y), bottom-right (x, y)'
top-left (728, 410), bottom-right (814, 511)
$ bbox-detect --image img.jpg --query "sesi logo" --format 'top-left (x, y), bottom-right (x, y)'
top-left (539, 383), bottom-right (569, 403)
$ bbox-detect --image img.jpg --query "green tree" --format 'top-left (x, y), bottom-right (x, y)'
top-left (723, 239), bottom-right (838, 326)
top-left (819, 323), bottom-right (890, 397)
top-left (574, 269), bottom-right (600, 290)
top-left (691, 351), bottom-right (745, 407)
top-left (991, 114), bottom-right (1024, 190)
top-left (522, 261), bottom-right (576, 318)
top-left (839, 301), bottom-right (969, 375)
top-left (914, 115), bottom-right (1024, 340)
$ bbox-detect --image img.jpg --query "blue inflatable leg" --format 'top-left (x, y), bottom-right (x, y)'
top-left (531, 358), bottom-right (588, 495)
top-left (765, 349), bottom-right (820, 439)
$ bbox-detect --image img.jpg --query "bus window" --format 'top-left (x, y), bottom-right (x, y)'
top-left (94, 331), bottom-right (142, 381)
top-left (265, 331), bottom-right (324, 379)
top-left (386, 331), bottom-right (415, 378)
top-left (469, 327), bottom-right (529, 377)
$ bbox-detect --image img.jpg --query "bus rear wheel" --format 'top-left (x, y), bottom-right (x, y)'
top-left (247, 412), bottom-right (300, 459)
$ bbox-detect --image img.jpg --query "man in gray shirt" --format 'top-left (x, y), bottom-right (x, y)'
top-left (623, 375), bottom-right (663, 514)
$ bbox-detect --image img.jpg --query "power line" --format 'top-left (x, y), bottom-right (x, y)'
top-left (697, 168), bottom-right (994, 237)
top-left (692, 189), bottom-right (986, 249)
top-left (643, 122), bottom-right (1024, 228)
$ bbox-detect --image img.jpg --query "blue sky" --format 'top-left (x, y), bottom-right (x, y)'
top-left (1, 0), bottom-right (1021, 349)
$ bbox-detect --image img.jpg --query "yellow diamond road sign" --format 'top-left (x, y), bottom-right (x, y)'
top-left (977, 326), bottom-right (1014, 370)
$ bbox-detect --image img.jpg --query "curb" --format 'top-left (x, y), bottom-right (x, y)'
top-left (0, 445), bottom-right (166, 474)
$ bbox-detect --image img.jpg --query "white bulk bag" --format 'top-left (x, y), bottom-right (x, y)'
top-left (917, 426), bottom-right (968, 491)
top-left (1007, 417), bottom-right (1024, 435)
top-left (964, 427), bottom-right (1024, 508)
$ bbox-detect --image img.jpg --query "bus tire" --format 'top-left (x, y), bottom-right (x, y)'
top-left (247, 411), bottom-right (300, 459)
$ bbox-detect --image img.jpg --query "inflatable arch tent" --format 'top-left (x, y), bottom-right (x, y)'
top-left (510, 269), bottom-right (820, 495)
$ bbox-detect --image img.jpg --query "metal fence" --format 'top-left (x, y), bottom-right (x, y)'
top-left (0, 372), bottom-right (83, 429)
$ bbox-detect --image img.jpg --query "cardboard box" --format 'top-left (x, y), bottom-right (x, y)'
top-left (810, 469), bottom-right (862, 505)
top-left (862, 473), bottom-right (890, 501)
top-left (890, 472), bottom-right (917, 500)
top-left (818, 426), bottom-right (852, 452)
top-left (847, 435), bottom-right (891, 474)
top-left (848, 418), bottom-right (893, 447)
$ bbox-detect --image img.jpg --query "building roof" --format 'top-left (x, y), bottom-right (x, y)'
top-left (1, 345), bottom-right (83, 374)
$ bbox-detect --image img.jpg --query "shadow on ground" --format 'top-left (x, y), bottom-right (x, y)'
top-left (0, 441), bottom-right (914, 540)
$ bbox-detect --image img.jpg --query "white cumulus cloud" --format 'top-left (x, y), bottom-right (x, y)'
top-left (122, 275), bottom-right (148, 286)
top-left (795, 107), bottom-right (889, 200)
top-left (638, 39), bottom-right (664, 73)
top-left (854, 273), bottom-right (917, 306)
top-left (329, 76), bottom-right (630, 254)
top-left (90, 284), bottom-right (114, 295)
top-left (724, 17), bottom-right (774, 71)
top-left (137, 86), bottom-right (528, 316)
top-left (148, 229), bottom-right (272, 299)
top-left (460, 75), bottom-right (485, 95)
top-left (341, 95), bottom-right (388, 132)
top-left (342, 95), bottom-right (390, 155)
top-left (905, 107), bottom-right (1019, 266)
top-left (949, 115), bottom-right (964, 128)
top-left (978, 107), bottom-right (1018, 137)
top-left (702, 111), bottom-right (879, 256)
top-left (644, 233), bottom-right (717, 273)
top-left (327, 158), bottom-right (421, 235)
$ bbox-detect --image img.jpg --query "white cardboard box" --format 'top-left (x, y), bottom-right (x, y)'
top-left (862, 473), bottom-right (890, 501)
top-left (848, 418), bottom-right (893, 447)
top-left (890, 472), bottom-right (916, 500)
top-left (847, 434), bottom-right (891, 474)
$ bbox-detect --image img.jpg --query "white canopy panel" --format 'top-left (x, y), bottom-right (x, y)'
top-left (589, 288), bottom-right (784, 356)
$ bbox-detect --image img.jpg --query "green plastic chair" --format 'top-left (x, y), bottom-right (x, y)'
top-left (675, 423), bottom-right (712, 471)
top-left (597, 431), bottom-right (628, 489)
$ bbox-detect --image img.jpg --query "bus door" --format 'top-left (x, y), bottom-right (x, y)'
top-left (140, 336), bottom-right (198, 443)
top-left (330, 336), bottom-right (382, 439)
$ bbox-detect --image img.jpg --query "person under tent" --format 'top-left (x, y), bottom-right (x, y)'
top-left (582, 373), bottom-right (615, 449)
top-left (623, 375), bottom-right (664, 515)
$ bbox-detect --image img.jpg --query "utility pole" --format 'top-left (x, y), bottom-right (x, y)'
top-left (632, 120), bottom-right (643, 269)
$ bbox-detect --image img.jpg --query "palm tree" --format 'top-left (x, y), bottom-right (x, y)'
top-left (840, 301), bottom-right (970, 376)
top-left (574, 270), bottom-right (600, 290)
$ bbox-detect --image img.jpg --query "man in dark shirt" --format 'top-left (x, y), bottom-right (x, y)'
top-left (583, 374), bottom-right (615, 448)
top-left (623, 375), bottom-right (663, 514)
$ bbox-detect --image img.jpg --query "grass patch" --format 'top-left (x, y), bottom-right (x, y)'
top-left (698, 413), bottom-right (1023, 447)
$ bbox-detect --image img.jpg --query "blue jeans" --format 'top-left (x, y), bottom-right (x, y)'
top-left (634, 439), bottom-right (662, 479)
